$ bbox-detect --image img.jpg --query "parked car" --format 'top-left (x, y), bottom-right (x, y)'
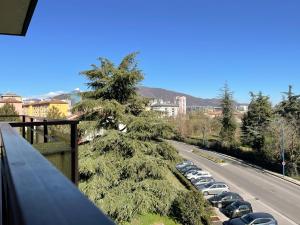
top-left (227, 212), bottom-right (277, 225)
top-left (176, 160), bottom-right (193, 169)
top-left (192, 177), bottom-right (215, 186)
top-left (183, 168), bottom-right (201, 176)
top-left (221, 200), bottom-right (253, 219)
top-left (185, 170), bottom-right (211, 180)
top-left (179, 165), bottom-right (199, 173)
top-left (186, 170), bottom-right (211, 180)
top-left (208, 192), bottom-right (243, 208)
top-left (199, 182), bottom-right (229, 196)
top-left (180, 165), bottom-right (201, 174)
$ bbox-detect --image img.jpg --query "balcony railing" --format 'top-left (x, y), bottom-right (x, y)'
top-left (0, 115), bottom-right (115, 225)
top-left (5, 115), bottom-right (79, 184)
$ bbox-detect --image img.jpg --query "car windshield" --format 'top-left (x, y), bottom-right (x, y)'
top-left (241, 214), bottom-right (254, 223)
top-left (230, 201), bottom-right (241, 208)
top-left (216, 192), bottom-right (228, 198)
top-left (204, 182), bottom-right (215, 188)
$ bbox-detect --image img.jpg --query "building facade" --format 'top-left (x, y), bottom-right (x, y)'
top-left (150, 96), bottom-right (187, 117)
top-left (176, 96), bottom-right (187, 115)
top-left (151, 103), bottom-right (179, 117)
top-left (0, 93), bottom-right (23, 114)
top-left (23, 100), bottom-right (69, 118)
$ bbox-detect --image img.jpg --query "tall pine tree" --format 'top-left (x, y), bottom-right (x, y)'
top-left (73, 53), bottom-right (210, 224)
top-left (219, 83), bottom-right (237, 146)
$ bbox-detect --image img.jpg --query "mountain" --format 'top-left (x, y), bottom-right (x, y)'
top-left (51, 87), bottom-right (247, 107)
top-left (137, 86), bottom-right (246, 107)
top-left (52, 90), bottom-right (81, 105)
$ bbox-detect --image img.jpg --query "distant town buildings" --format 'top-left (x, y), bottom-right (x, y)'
top-left (0, 93), bottom-right (23, 114)
top-left (149, 95), bottom-right (248, 122)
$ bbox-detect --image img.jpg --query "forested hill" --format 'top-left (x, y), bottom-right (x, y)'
top-left (137, 86), bottom-right (246, 107)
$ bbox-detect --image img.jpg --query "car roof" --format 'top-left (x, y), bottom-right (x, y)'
top-left (220, 192), bottom-right (239, 196)
top-left (213, 182), bottom-right (226, 185)
top-left (248, 212), bottom-right (274, 219)
top-left (234, 200), bottom-right (250, 204)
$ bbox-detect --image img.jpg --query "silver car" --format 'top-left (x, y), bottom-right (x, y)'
top-left (193, 177), bottom-right (215, 186)
top-left (200, 182), bottom-right (229, 196)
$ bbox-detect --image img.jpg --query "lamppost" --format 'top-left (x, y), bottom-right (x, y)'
top-left (280, 121), bottom-right (285, 176)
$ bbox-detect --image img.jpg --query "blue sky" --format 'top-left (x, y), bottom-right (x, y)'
top-left (1, 0), bottom-right (300, 103)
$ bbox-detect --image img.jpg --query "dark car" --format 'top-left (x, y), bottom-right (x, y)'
top-left (228, 212), bottom-right (278, 225)
top-left (208, 192), bottom-right (243, 208)
top-left (179, 165), bottom-right (200, 173)
top-left (221, 200), bottom-right (252, 219)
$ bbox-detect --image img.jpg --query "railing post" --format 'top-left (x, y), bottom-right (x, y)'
top-left (30, 118), bottom-right (34, 144)
top-left (43, 119), bottom-right (48, 143)
top-left (70, 123), bottom-right (78, 185)
top-left (22, 115), bottom-right (26, 138)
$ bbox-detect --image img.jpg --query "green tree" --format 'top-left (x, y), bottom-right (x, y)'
top-left (219, 83), bottom-right (237, 146)
top-left (171, 191), bottom-right (211, 225)
top-left (273, 85), bottom-right (300, 176)
top-left (73, 53), bottom-right (210, 224)
top-left (263, 116), bottom-right (300, 176)
top-left (241, 92), bottom-right (273, 150)
top-left (277, 85), bottom-right (300, 121)
top-left (46, 106), bottom-right (65, 119)
top-left (0, 103), bottom-right (19, 121)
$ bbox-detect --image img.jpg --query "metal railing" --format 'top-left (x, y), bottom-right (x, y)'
top-left (1, 115), bottom-right (79, 184)
top-left (0, 116), bottom-right (115, 225)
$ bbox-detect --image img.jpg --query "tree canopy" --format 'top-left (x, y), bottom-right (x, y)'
top-left (241, 92), bottom-right (273, 150)
top-left (0, 103), bottom-right (19, 121)
top-left (74, 53), bottom-right (210, 224)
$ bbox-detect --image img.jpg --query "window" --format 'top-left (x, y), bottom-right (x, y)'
top-left (239, 206), bottom-right (247, 211)
top-left (253, 218), bottom-right (271, 224)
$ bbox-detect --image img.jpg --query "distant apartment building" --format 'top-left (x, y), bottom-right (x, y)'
top-left (149, 96), bottom-right (186, 117)
top-left (0, 93), bottom-right (23, 114)
top-left (176, 96), bottom-right (187, 115)
top-left (237, 104), bottom-right (248, 112)
top-left (151, 103), bottom-right (179, 117)
top-left (23, 99), bottom-right (69, 118)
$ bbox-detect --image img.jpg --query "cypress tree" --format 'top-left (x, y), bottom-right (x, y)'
top-left (219, 83), bottom-right (237, 146)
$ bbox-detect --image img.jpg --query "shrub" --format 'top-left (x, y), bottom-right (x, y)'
top-left (170, 191), bottom-right (211, 225)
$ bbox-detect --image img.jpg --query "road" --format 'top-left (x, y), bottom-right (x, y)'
top-left (170, 140), bottom-right (300, 225)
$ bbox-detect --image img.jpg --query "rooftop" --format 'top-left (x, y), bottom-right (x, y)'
top-left (23, 99), bottom-right (68, 107)
top-left (0, 97), bottom-right (22, 103)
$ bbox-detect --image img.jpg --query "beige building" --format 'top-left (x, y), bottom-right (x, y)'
top-left (0, 93), bottom-right (23, 114)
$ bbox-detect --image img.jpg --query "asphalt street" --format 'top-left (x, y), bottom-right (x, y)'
top-left (170, 140), bottom-right (300, 225)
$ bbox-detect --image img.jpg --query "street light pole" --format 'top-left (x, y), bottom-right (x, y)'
top-left (280, 122), bottom-right (285, 176)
